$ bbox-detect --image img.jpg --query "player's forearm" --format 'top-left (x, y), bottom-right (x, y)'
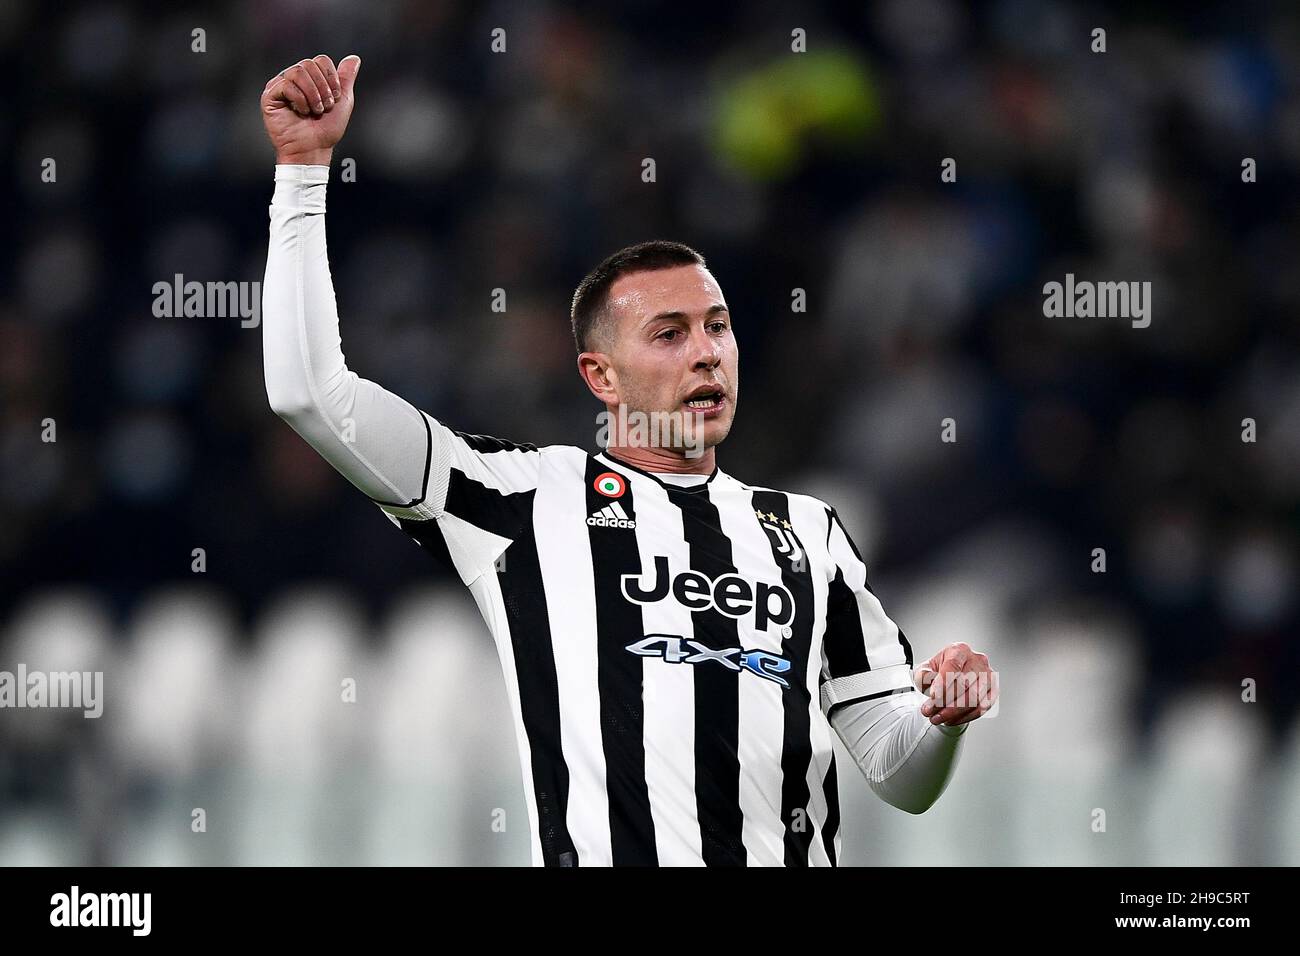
top-left (829, 690), bottom-right (967, 814)
top-left (261, 164), bottom-right (433, 509)
top-left (263, 164), bottom-right (341, 417)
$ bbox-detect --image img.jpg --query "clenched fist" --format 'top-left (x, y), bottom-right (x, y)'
top-left (914, 641), bottom-right (998, 727)
top-left (261, 54), bottom-right (361, 166)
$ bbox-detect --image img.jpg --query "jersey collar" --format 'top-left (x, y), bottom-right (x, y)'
top-left (595, 450), bottom-right (721, 494)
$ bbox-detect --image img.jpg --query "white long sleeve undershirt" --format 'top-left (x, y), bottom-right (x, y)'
top-left (262, 163), bottom-right (440, 515)
top-left (261, 164), bottom-right (970, 815)
top-left (828, 683), bottom-right (968, 814)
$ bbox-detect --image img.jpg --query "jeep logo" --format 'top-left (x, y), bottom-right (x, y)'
top-left (620, 555), bottom-right (794, 632)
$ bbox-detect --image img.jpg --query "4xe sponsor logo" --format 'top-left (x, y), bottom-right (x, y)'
top-left (627, 634), bottom-right (792, 688)
top-left (620, 555), bottom-right (794, 632)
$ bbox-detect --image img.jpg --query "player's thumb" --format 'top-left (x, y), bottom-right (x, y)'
top-left (339, 54), bottom-right (361, 97)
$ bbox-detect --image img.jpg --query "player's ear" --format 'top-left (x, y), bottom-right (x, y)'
top-left (577, 351), bottom-right (619, 404)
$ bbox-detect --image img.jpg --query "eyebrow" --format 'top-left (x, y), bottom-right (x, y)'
top-left (644, 304), bottom-right (730, 325)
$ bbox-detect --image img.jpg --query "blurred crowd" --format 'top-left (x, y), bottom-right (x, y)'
top-left (3, 0), bottom-right (1299, 863)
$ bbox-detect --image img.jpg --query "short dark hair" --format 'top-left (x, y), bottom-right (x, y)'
top-left (570, 240), bottom-right (706, 353)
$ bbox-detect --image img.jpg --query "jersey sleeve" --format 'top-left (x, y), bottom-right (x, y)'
top-left (261, 163), bottom-right (541, 585)
top-left (818, 507), bottom-right (918, 719)
top-left (376, 418), bottom-right (543, 585)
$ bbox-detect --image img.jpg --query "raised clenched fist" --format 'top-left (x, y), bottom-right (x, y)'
top-left (261, 54), bottom-right (361, 166)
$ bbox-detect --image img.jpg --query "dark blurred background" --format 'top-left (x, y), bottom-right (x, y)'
top-left (2, 0), bottom-right (1299, 864)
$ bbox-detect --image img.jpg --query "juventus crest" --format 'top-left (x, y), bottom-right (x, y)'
top-left (755, 509), bottom-right (805, 570)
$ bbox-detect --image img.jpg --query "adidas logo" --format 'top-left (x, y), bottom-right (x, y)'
top-left (587, 501), bottom-right (636, 529)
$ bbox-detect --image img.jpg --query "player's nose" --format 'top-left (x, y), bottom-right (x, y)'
top-left (688, 325), bottom-right (721, 370)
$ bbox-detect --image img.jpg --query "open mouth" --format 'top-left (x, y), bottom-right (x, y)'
top-left (683, 386), bottom-right (726, 414)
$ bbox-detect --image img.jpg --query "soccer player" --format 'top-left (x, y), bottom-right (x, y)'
top-left (260, 54), bottom-right (998, 866)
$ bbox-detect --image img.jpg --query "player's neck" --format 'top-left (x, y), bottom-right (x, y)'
top-left (603, 444), bottom-right (716, 476)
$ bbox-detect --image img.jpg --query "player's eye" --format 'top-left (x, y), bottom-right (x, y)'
top-left (657, 329), bottom-right (680, 341)
top-left (708, 320), bottom-right (728, 334)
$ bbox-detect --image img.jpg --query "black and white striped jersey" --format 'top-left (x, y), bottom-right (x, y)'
top-left (262, 164), bottom-right (967, 868)
top-left (375, 419), bottom-right (919, 867)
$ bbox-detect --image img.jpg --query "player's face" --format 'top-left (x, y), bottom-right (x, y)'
top-left (602, 264), bottom-right (739, 451)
